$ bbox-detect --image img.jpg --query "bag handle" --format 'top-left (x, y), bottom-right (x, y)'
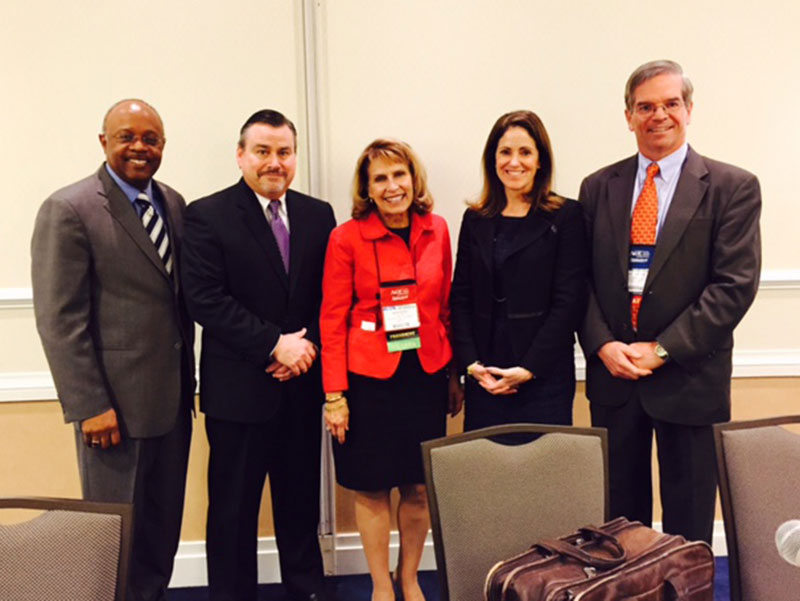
top-left (536, 527), bottom-right (627, 570)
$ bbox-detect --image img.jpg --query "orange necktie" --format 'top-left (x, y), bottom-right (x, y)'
top-left (630, 162), bottom-right (660, 330)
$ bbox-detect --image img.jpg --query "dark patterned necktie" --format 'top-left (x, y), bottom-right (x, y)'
top-left (268, 200), bottom-right (290, 272)
top-left (136, 193), bottom-right (172, 275)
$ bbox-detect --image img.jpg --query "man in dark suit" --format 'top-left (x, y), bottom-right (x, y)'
top-left (579, 60), bottom-right (761, 543)
top-left (31, 99), bottom-right (195, 601)
top-left (181, 109), bottom-right (335, 601)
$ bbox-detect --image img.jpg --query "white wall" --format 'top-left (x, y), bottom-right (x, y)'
top-left (314, 0), bottom-right (800, 364)
top-left (2, 0), bottom-right (799, 386)
top-left (1, 0), bottom-right (306, 377)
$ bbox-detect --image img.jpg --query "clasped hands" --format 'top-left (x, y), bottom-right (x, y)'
top-left (265, 327), bottom-right (317, 382)
top-left (597, 340), bottom-right (665, 380)
top-left (468, 362), bottom-right (533, 395)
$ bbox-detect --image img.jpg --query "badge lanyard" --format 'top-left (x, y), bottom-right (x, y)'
top-left (373, 238), bottom-right (422, 353)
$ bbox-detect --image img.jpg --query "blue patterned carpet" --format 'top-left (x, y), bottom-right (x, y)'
top-left (170, 557), bottom-right (730, 600)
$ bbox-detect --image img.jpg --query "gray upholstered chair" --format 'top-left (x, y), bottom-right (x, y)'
top-left (714, 416), bottom-right (800, 601)
top-left (0, 496), bottom-right (133, 601)
top-left (422, 423), bottom-right (608, 601)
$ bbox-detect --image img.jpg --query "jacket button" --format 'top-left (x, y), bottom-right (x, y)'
top-left (174, 342), bottom-right (182, 350)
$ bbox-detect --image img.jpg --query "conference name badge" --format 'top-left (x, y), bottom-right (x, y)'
top-left (380, 280), bottom-right (421, 353)
top-left (628, 244), bottom-right (654, 295)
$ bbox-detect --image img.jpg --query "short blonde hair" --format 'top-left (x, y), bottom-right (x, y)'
top-left (351, 139), bottom-right (434, 220)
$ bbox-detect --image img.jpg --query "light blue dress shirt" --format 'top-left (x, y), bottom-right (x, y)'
top-left (630, 143), bottom-right (689, 239)
top-left (105, 163), bottom-right (167, 222)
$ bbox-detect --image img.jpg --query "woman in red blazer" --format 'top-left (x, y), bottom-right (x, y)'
top-left (321, 139), bottom-right (461, 601)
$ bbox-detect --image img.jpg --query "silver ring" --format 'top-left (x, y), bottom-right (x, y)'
top-left (90, 439), bottom-right (101, 447)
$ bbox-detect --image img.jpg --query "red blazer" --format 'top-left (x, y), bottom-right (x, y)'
top-left (320, 210), bottom-right (453, 392)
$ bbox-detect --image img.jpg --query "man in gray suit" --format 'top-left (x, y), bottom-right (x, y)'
top-left (579, 61), bottom-right (761, 543)
top-left (31, 99), bottom-right (194, 601)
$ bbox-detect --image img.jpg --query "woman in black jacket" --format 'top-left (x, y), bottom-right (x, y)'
top-left (451, 110), bottom-right (587, 430)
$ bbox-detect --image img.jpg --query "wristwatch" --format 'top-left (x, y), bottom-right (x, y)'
top-left (654, 343), bottom-right (670, 362)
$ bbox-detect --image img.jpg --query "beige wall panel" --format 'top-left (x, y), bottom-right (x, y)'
top-left (0, 402), bottom-right (277, 540)
top-left (1, 0), bottom-right (305, 538)
top-left (731, 288), bottom-right (800, 350)
top-left (317, 0), bottom-right (799, 268)
top-left (2, 0), bottom-right (307, 287)
top-left (316, 0), bottom-right (800, 357)
top-left (1, 0), bottom-right (308, 369)
top-left (2, 0), bottom-right (799, 546)
top-left (0, 401), bottom-right (80, 498)
top-left (0, 379), bottom-right (797, 538)
top-left (319, 0), bottom-right (800, 533)
top-left (0, 309), bottom-right (48, 372)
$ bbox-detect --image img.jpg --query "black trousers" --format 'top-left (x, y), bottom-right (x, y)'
top-left (591, 393), bottom-right (717, 544)
top-left (205, 397), bottom-right (326, 601)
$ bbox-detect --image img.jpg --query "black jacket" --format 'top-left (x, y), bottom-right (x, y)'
top-left (181, 179), bottom-right (336, 422)
top-left (450, 199), bottom-right (587, 378)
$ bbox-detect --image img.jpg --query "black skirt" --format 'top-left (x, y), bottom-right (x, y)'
top-left (333, 351), bottom-right (447, 491)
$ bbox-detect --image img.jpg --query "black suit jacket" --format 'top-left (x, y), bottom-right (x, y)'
top-left (579, 147), bottom-right (761, 425)
top-left (450, 199), bottom-right (587, 377)
top-left (181, 179), bottom-right (336, 423)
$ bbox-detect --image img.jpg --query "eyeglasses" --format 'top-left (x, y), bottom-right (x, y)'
top-left (633, 99), bottom-right (685, 117)
top-left (111, 132), bottom-right (164, 147)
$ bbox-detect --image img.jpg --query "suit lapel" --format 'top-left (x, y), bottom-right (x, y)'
top-left (472, 214), bottom-right (495, 275)
top-left (286, 190), bottom-right (307, 297)
top-left (236, 180), bottom-right (289, 290)
top-left (646, 148), bottom-right (709, 289)
top-left (606, 157), bottom-right (638, 279)
top-left (505, 208), bottom-right (553, 258)
top-left (99, 167), bottom-right (170, 281)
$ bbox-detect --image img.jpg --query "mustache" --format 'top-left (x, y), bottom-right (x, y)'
top-left (258, 168), bottom-right (285, 177)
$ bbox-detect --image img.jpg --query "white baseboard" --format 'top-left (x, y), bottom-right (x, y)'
top-left (169, 522), bottom-right (728, 588)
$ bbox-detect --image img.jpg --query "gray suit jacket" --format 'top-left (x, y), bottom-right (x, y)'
top-left (578, 147), bottom-right (761, 425)
top-left (31, 165), bottom-right (194, 438)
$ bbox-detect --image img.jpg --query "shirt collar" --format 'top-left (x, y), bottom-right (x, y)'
top-left (637, 143), bottom-right (688, 185)
top-left (255, 192), bottom-right (287, 217)
top-left (105, 163), bottom-right (155, 202)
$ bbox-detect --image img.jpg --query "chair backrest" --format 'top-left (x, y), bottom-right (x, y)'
top-left (0, 496), bottom-right (133, 601)
top-left (714, 416), bottom-right (800, 601)
top-left (422, 423), bottom-right (608, 601)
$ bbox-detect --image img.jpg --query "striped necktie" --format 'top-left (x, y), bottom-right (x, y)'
top-left (136, 192), bottom-right (173, 275)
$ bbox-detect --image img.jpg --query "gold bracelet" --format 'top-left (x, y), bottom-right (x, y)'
top-left (466, 361), bottom-right (483, 378)
top-left (325, 393), bottom-right (345, 403)
top-left (324, 399), bottom-right (348, 412)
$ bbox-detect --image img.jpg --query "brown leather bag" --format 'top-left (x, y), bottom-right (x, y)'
top-left (484, 517), bottom-right (714, 601)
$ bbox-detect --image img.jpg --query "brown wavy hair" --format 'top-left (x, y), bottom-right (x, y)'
top-left (351, 139), bottom-right (434, 220)
top-left (472, 110), bottom-right (563, 217)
